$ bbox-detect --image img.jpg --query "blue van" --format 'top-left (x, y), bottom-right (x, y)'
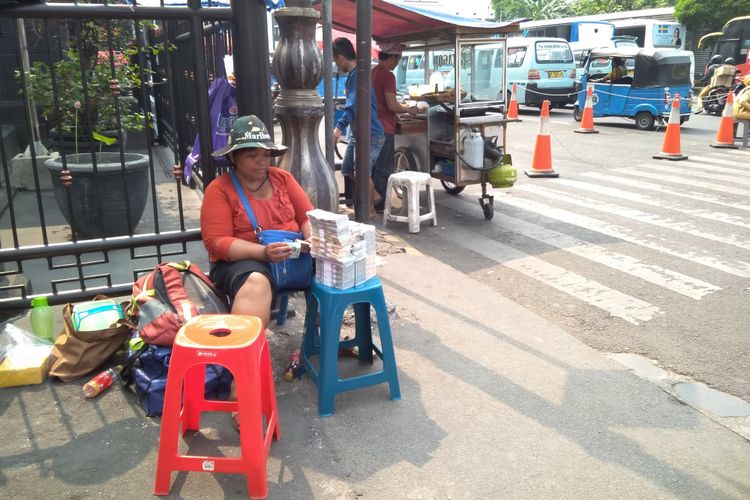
top-left (574, 47), bottom-right (693, 130)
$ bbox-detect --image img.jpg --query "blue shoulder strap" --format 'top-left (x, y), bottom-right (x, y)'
top-left (229, 170), bottom-right (261, 233)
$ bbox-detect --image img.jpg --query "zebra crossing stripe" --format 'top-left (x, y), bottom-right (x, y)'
top-left (678, 157), bottom-right (750, 176)
top-left (443, 196), bottom-right (721, 300)
top-left (709, 151), bottom-right (750, 165)
top-left (714, 148), bottom-right (750, 158)
top-left (436, 214), bottom-right (663, 325)
top-left (637, 163), bottom-right (750, 186)
top-left (515, 184), bottom-right (750, 251)
top-left (492, 194), bottom-right (750, 277)
top-left (550, 178), bottom-right (750, 229)
top-left (613, 167), bottom-right (750, 197)
top-left (579, 172), bottom-right (750, 213)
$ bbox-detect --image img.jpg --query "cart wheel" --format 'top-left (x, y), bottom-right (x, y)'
top-left (680, 115), bottom-right (689, 126)
top-left (441, 179), bottom-right (465, 195)
top-left (634, 111), bottom-right (655, 131)
top-left (482, 202), bottom-right (494, 220)
top-left (392, 147), bottom-right (418, 199)
top-left (394, 147), bottom-right (417, 173)
top-left (573, 106), bottom-right (583, 122)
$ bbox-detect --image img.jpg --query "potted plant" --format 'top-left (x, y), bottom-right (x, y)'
top-left (17, 20), bottom-right (163, 238)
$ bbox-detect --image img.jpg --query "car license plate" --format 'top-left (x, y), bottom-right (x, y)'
top-left (548, 70), bottom-right (563, 78)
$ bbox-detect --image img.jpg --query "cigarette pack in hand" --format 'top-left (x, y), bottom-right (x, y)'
top-left (288, 241), bottom-right (302, 259)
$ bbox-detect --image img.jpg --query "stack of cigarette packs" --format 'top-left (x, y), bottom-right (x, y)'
top-left (307, 209), bottom-right (377, 289)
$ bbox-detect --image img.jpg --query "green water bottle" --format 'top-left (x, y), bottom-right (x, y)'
top-left (30, 296), bottom-right (55, 343)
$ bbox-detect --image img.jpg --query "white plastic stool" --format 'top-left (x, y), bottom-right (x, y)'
top-left (383, 171), bottom-right (437, 233)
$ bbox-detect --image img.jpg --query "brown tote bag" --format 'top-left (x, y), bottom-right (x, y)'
top-left (49, 295), bottom-right (134, 382)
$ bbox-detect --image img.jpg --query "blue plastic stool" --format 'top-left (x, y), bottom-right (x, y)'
top-left (300, 276), bottom-right (401, 417)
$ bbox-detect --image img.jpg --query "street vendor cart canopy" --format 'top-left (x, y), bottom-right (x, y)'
top-left (312, 0), bottom-right (520, 44)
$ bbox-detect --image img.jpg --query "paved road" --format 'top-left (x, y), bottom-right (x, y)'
top-left (396, 106), bottom-right (750, 403)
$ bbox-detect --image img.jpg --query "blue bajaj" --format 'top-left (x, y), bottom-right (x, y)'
top-left (574, 48), bottom-right (693, 131)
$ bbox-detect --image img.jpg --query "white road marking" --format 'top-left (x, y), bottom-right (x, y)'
top-left (515, 184), bottom-right (750, 250)
top-left (686, 155), bottom-right (750, 171)
top-left (548, 178), bottom-right (750, 229)
top-left (492, 194), bottom-right (750, 277)
top-left (443, 196), bottom-right (721, 300)
top-left (637, 163), bottom-right (750, 186)
top-left (437, 214), bottom-right (663, 324)
top-left (612, 168), bottom-right (750, 198)
top-left (676, 157), bottom-right (750, 176)
top-left (579, 172), bottom-right (750, 213)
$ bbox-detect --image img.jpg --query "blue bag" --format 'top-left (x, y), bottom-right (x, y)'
top-left (229, 170), bottom-right (313, 290)
top-left (124, 342), bottom-right (233, 417)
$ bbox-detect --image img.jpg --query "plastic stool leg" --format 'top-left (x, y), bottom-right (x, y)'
top-left (234, 356), bottom-right (269, 499)
top-left (300, 294), bottom-right (320, 376)
top-left (383, 178), bottom-right (394, 228)
top-left (372, 292), bottom-right (401, 401)
top-left (275, 291), bottom-right (289, 326)
top-left (153, 354), bottom-right (189, 495)
top-left (427, 183), bottom-right (437, 227)
top-left (408, 183), bottom-right (420, 233)
top-left (259, 338), bottom-right (280, 442)
top-left (181, 363), bottom-right (205, 434)
top-left (353, 302), bottom-right (374, 363)
top-left (317, 302), bottom-right (345, 417)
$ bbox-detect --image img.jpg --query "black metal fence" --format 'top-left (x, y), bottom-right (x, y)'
top-left (0, 1), bottom-right (236, 311)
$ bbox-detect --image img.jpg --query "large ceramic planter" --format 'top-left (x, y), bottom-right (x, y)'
top-left (45, 152), bottom-right (149, 239)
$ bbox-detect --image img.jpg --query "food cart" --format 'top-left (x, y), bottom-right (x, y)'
top-left (392, 32), bottom-right (519, 219)
top-left (314, 0), bottom-right (520, 220)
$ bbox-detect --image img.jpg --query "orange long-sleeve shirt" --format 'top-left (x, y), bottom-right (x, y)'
top-left (200, 167), bottom-right (314, 262)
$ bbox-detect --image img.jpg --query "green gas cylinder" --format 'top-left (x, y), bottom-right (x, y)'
top-left (487, 154), bottom-right (516, 188)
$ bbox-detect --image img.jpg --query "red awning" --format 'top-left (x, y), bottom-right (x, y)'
top-left (312, 0), bottom-right (519, 43)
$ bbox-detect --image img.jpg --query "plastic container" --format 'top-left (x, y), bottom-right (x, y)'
top-left (82, 366), bottom-right (121, 398)
top-left (30, 296), bottom-right (55, 343)
top-left (462, 131), bottom-right (485, 169)
top-left (72, 300), bottom-right (123, 331)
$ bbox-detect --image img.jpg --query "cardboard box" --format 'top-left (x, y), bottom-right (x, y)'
top-left (714, 64), bottom-right (736, 77)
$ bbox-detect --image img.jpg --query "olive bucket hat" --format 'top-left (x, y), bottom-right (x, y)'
top-left (211, 114), bottom-right (287, 158)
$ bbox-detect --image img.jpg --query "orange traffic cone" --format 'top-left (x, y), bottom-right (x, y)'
top-left (653, 97), bottom-right (687, 161)
top-left (525, 100), bottom-right (559, 178)
top-left (574, 85), bottom-right (599, 134)
top-left (710, 92), bottom-right (738, 149)
top-left (507, 83), bottom-right (520, 120)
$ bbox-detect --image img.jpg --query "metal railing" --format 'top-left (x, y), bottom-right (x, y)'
top-left (0, 1), bottom-right (234, 311)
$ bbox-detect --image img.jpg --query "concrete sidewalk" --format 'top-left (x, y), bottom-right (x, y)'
top-left (1, 238), bottom-right (749, 499)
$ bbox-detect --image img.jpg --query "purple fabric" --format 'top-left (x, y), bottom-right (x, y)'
top-left (184, 76), bottom-right (238, 184)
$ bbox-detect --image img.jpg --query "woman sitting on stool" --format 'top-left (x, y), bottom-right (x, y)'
top-left (200, 115), bottom-right (314, 327)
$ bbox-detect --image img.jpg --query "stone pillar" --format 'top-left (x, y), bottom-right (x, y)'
top-left (273, 1), bottom-right (338, 212)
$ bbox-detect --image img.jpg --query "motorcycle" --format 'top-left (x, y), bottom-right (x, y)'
top-left (704, 86), bottom-right (731, 116)
top-left (704, 81), bottom-right (746, 115)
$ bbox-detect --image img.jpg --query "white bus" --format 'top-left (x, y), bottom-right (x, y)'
top-left (520, 19), bottom-right (615, 48)
top-left (612, 19), bottom-right (686, 50)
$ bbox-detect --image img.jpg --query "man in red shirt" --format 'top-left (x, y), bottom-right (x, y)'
top-left (372, 41), bottom-right (419, 212)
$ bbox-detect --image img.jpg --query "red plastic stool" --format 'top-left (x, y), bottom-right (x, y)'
top-left (153, 315), bottom-right (280, 499)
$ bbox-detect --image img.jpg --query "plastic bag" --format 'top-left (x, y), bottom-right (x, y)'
top-left (0, 324), bottom-right (54, 388)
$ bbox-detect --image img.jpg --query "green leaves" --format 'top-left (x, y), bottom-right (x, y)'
top-left (674, 0), bottom-right (747, 32)
top-left (491, 0), bottom-right (574, 20)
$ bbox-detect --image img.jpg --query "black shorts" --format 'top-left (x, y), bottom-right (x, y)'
top-left (210, 259), bottom-right (275, 306)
